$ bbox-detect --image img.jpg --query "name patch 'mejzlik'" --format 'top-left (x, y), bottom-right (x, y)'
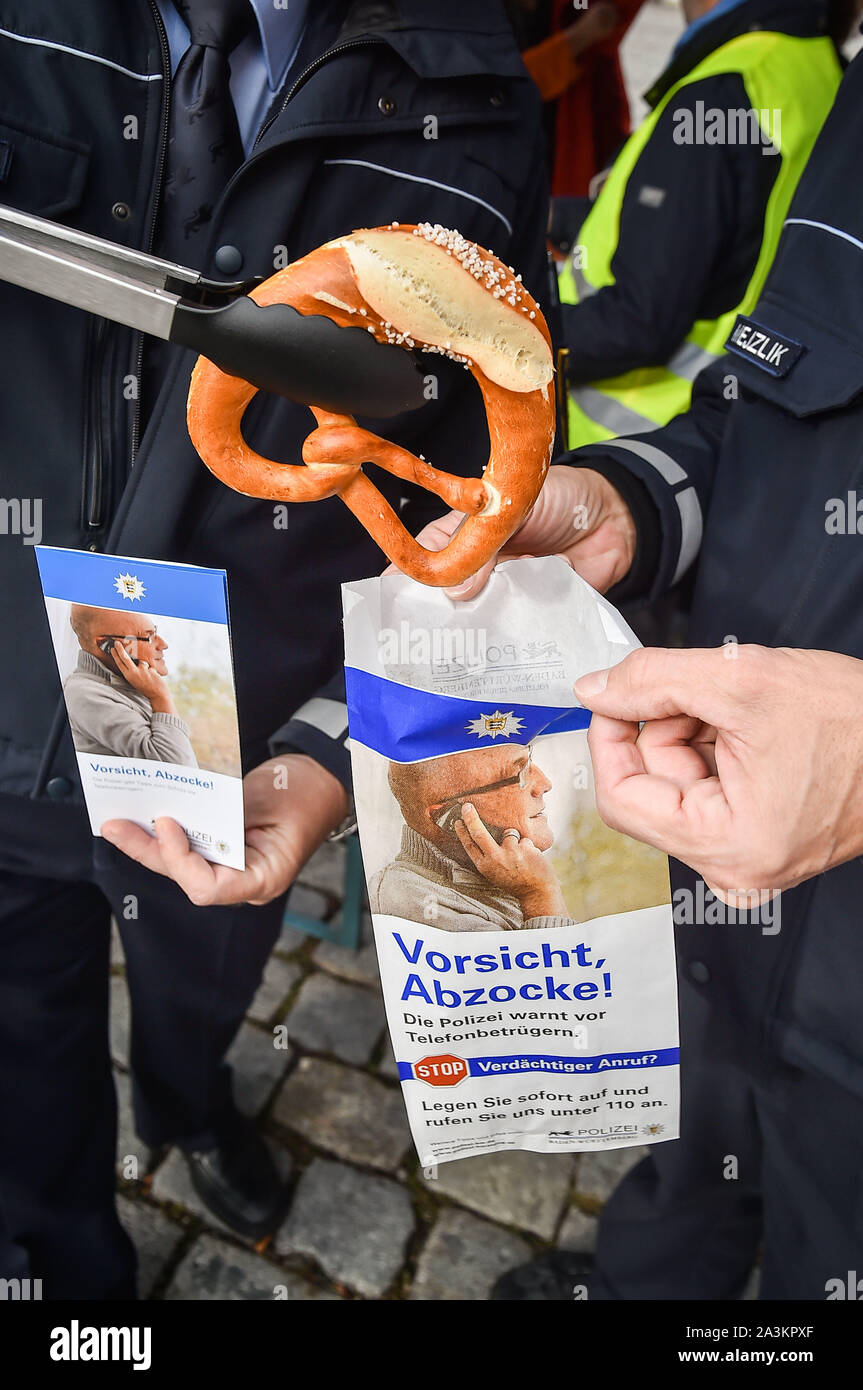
top-left (725, 315), bottom-right (806, 378)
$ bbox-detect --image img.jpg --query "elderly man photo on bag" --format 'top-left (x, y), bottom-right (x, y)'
top-left (373, 743), bottom-right (575, 932)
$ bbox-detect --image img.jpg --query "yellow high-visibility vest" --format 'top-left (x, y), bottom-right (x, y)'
top-left (559, 31), bottom-right (840, 447)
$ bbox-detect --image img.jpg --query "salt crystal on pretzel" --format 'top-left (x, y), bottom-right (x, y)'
top-left (186, 223), bottom-right (555, 587)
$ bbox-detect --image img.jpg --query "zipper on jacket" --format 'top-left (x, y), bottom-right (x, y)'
top-left (126, 29), bottom-right (388, 461)
top-left (130, 0), bottom-right (172, 463)
top-left (253, 37), bottom-right (386, 150)
top-left (210, 37), bottom-right (388, 218)
top-left (83, 317), bottom-right (107, 531)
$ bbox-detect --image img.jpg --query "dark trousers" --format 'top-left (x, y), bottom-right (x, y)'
top-left (592, 979), bottom-right (863, 1300)
top-left (95, 843), bottom-right (285, 1151)
top-left (0, 854), bottom-right (285, 1299)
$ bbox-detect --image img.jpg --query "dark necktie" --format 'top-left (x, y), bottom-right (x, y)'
top-left (157, 0), bottom-right (253, 266)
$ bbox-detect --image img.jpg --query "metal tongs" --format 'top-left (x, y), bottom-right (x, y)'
top-left (0, 203), bottom-right (426, 417)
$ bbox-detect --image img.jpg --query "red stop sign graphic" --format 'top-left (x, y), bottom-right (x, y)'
top-left (413, 1054), bottom-right (468, 1087)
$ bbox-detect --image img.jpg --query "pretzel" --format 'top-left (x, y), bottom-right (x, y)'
top-left (186, 223), bottom-right (555, 586)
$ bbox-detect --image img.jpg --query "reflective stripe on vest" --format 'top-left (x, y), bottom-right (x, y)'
top-left (559, 31), bottom-right (841, 448)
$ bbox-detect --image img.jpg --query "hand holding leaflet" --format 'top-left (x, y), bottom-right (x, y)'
top-left (103, 752), bottom-right (348, 907)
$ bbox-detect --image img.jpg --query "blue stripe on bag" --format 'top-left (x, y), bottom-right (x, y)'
top-left (345, 666), bottom-right (590, 762)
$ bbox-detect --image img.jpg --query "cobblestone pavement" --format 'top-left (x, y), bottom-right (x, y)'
top-left (111, 839), bottom-right (656, 1301)
top-left (111, 836), bottom-right (763, 1301)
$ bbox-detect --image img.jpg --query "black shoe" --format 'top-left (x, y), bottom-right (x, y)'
top-left (184, 1120), bottom-right (285, 1240)
top-left (491, 1251), bottom-right (595, 1300)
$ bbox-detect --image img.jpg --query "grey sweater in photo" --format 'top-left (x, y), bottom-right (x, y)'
top-left (63, 652), bottom-right (197, 766)
top-left (370, 826), bottom-right (574, 934)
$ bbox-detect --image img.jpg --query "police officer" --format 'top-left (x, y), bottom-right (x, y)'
top-left (0, 0), bottom-right (547, 1297)
top-left (554, 0), bottom-right (842, 450)
top-left (412, 36), bottom-right (863, 1300)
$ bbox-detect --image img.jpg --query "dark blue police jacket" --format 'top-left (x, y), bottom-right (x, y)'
top-left (571, 48), bottom-right (863, 1097)
top-left (0, 0), bottom-right (548, 876)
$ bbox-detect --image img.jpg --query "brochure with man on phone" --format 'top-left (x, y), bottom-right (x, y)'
top-left (35, 546), bottom-right (245, 869)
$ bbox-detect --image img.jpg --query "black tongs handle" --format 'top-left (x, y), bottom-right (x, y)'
top-left (0, 203), bottom-right (427, 419)
top-left (172, 297), bottom-right (426, 418)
